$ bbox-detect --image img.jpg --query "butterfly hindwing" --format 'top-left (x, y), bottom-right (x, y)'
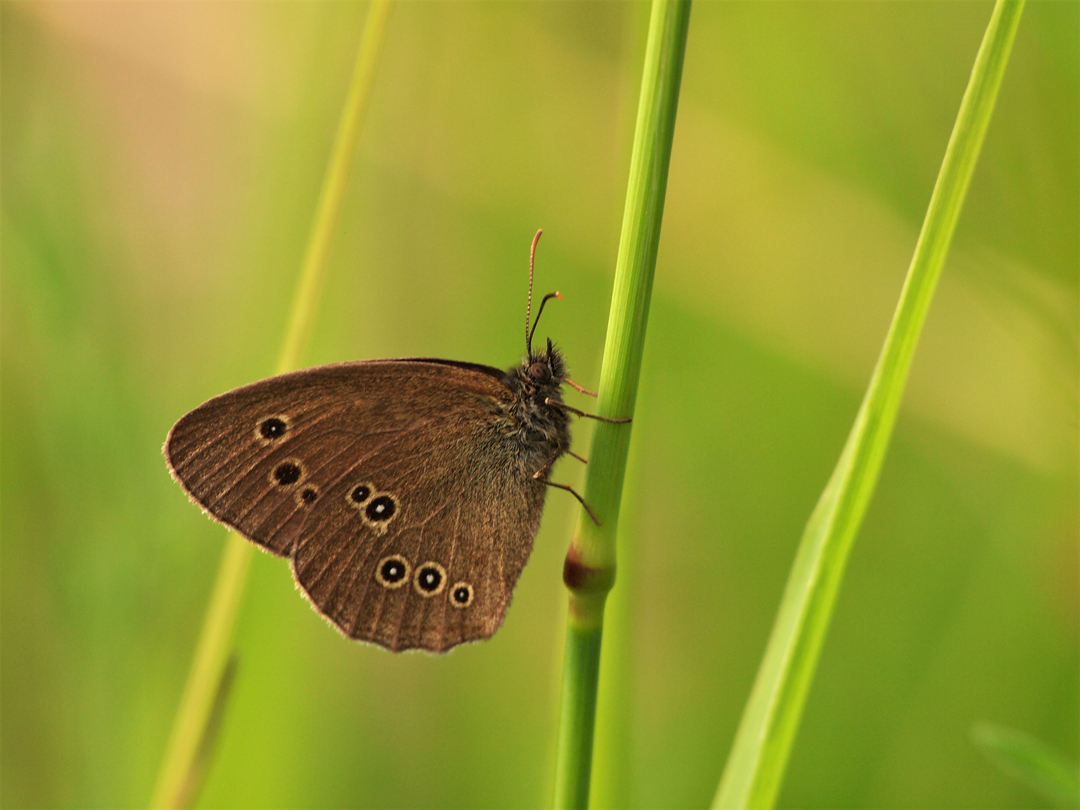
top-left (291, 419), bottom-right (545, 651)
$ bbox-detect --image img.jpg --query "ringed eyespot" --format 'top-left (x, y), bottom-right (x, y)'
top-left (413, 562), bottom-right (446, 597)
top-left (345, 482), bottom-right (373, 511)
top-left (375, 555), bottom-right (410, 589)
top-left (269, 459), bottom-right (304, 488)
top-left (255, 415), bottom-right (290, 445)
top-left (365, 494), bottom-right (396, 523)
top-left (450, 582), bottom-right (474, 608)
top-left (296, 486), bottom-right (319, 506)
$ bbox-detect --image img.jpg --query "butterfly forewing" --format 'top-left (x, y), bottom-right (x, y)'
top-left (166, 363), bottom-right (411, 555)
top-left (165, 360), bottom-right (547, 652)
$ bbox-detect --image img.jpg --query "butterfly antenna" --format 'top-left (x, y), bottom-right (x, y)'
top-left (526, 229), bottom-right (543, 355)
top-left (528, 292), bottom-right (562, 356)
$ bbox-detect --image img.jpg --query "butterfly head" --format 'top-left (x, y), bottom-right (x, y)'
top-left (503, 338), bottom-right (569, 415)
top-left (526, 337), bottom-right (567, 389)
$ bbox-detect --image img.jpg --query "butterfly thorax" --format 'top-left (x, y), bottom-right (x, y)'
top-left (497, 342), bottom-right (571, 477)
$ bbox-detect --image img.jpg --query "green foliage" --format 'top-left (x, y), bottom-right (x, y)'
top-left (1, 3), bottom-right (1074, 808)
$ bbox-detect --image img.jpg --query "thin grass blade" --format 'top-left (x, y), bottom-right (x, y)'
top-left (972, 723), bottom-right (1080, 809)
top-left (713, 1), bottom-right (1026, 807)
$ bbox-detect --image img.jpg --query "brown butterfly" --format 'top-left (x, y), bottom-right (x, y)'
top-left (164, 231), bottom-right (627, 652)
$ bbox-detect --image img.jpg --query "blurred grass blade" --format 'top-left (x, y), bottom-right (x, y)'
top-left (276, 0), bottom-right (392, 375)
top-left (149, 3), bottom-right (392, 807)
top-left (712, 1), bottom-right (1025, 808)
top-left (972, 723), bottom-right (1080, 808)
top-left (174, 655), bottom-right (239, 810)
top-left (553, 2), bottom-right (690, 808)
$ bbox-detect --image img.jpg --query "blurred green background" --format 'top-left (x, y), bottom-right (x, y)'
top-left (2, 2), bottom-right (1076, 808)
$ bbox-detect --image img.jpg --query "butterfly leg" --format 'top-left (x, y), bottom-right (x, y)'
top-left (531, 444), bottom-right (585, 478)
top-left (543, 480), bottom-right (601, 525)
top-left (565, 379), bottom-right (598, 397)
top-left (532, 449), bottom-right (562, 480)
top-left (545, 398), bottom-right (631, 424)
top-left (530, 450), bottom-right (599, 523)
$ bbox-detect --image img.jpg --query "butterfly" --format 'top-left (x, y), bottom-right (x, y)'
top-left (164, 231), bottom-right (628, 652)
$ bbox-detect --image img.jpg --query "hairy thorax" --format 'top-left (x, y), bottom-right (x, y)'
top-left (490, 346), bottom-right (572, 478)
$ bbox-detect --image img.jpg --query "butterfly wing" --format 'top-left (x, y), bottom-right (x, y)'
top-left (165, 359), bottom-right (548, 652)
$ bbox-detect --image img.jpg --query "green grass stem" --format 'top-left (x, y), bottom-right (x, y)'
top-left (149, 4), bottom-right (392, 806)
top-left (552, 2), bottom-right (690, 807)
top-left (712, 2), bottom-right (1025, 808)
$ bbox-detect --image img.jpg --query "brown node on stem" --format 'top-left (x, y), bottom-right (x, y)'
top-left (563, 545), bottom-right (615, 592)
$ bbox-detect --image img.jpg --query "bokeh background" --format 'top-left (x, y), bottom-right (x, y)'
top-left (2, 2), bottom-right (1076, 808)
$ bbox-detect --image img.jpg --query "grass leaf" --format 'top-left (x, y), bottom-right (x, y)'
top-left (972, 723), bottom-right (1080, 809)
top-left (713, 1), bottom-right (1026, 807)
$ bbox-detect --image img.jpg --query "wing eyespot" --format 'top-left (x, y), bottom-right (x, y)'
top-left (345, 482), bottom-right (399, 535)
top-left (365, 494), bottom-right (397, 524)
top-left (375, 555), bottom-right (410, 589)
top-left (255, 415), bottom-right (291, 446)
top-left (349, 489), bottom-right (399, 534)
top-left (295, 485), bottom-right (319, 506)
top-left (414, 562), bottom-right (446, 597)
top-left (450, 582), bottom-right (474, 608)
top-left (346, 482), bottom-right (373, 509)
top-left (269, 459), bottom-right (304, 489)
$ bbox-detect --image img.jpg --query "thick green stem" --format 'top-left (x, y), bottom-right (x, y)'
top-left (555, 600), bottom-right (606, 809)
top-left (149, 4), bottom-right (392, 807)
top-left (552, 2), bottom-right (691, 807)
top-left (713, 2), bottom-right (1025, 808)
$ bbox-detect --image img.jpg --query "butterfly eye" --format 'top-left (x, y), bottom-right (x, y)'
top-left (375, 555), bottom-right (411, 589)
top-left (528, 362), bottom-right (551, 382)
top-left (413, 562), bottom-right (447, 597)
top-left (269, 459), bottom-right (304, 488)
top-left (450, 582), bottom-right (474, 608)
top-left (255, 415), bottom-right (290, 445)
